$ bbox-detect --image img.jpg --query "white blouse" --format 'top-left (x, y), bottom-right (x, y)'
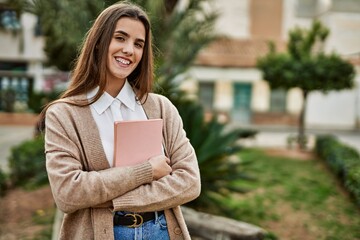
top-left (87, 80), bottom-right (148, 167)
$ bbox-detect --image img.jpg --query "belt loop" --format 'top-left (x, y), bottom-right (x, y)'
top-left (155, 211), bottom-right (159, 221)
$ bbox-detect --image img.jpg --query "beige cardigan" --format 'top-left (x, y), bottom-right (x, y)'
top-left (45, 93), bottom-right (200, 240)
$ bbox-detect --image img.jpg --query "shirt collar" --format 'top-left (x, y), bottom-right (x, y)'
top-left (87, 80), bottom-right (137, 115)
top-left (116, 80), bottom-right (136, 112)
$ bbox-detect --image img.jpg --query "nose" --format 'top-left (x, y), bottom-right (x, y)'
top-left (122, 42), bottom-right (134, 56)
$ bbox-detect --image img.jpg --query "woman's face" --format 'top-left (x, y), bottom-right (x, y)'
top-left (106, 17), bottom-right (146, 84)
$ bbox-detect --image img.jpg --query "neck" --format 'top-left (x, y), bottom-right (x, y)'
top-left (106, 78), bottom-right (126, 97)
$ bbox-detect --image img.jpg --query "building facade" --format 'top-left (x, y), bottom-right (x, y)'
top-left (0, 0), bottom-right (67, 112)
top-left (189, 0), bottom-right (360, 129)
top-left (1, 0), bottom-right (359, 129)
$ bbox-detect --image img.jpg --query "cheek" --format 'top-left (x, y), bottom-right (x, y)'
top-left (136, 49), bottom-right (144, 62)
top-left (107, 40), bottom-right (118, 55)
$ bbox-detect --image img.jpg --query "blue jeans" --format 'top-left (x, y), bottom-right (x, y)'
top-left (113, 212), bottom-right (170, 240)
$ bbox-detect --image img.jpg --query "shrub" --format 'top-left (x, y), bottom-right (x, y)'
top-left (8, 135), bottom-right (48, 189)
top-left (315, 134), bottom-right (360, 206)
top-left (177, 99), bottom-right (255, 216)
top-left (0, 88), bottom-right (16, 112)
top-left (28, 90), bottom-right (61, 113)
top-left (0, 168), bottom-right (7, 196)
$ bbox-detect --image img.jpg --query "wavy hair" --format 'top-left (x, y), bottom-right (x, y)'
top-left (37, 2), bottom-right (154, 131)
top-left (64, 1), bottom-right (153, 104)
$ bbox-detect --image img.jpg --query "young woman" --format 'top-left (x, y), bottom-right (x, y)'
top-left (43, 2), bottom-right (200, 239)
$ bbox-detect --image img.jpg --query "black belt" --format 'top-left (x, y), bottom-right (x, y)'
top-left (113, 211), bottom-right (164, 228)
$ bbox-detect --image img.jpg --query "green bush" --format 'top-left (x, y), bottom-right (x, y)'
top-left (8, 135), bottom-right (48, 189)
top-left (0, 88), bottom-right (16, 112)
top-left (315, 134), bottom-right (360, 206)
top-left (176, 99), bottom-right (255, 216)
top-left (0, 168), bottom-right (7, 196)
top-left (28, 90), bottom-right (61, 113)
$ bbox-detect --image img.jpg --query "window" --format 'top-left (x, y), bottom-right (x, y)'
top-left (270, 88), bottom-right (286, 113)
top-left (296, 0), bottom-right (319, 18)
top-left (0, 9), bottom-right (20, 30)
top-left (0, 61), bottom-right (27, 71)
top-left (199, 82), bottom-right (214, 110)
top-left (0, 62), bottom-right (30, 111)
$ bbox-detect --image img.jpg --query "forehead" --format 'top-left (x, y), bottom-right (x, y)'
top-left (114, 17), bottom-right (146, 40)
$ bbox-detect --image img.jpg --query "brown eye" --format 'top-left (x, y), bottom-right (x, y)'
top-left (115, 36), bottom-right (125, 41)
top-left (135, 42), bottom-right (144, 48)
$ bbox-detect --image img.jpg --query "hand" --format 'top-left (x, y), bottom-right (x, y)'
top-left (148, 155), bottom-right (172, 180)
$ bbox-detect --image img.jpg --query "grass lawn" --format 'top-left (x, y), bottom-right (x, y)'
top-left (223, 148), bottom-right (360, 240)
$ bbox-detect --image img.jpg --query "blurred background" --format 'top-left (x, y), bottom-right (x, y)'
top-left (0, 0), bottom-right (359, 129)
top-left (0, 0), bottom-right (359, 239)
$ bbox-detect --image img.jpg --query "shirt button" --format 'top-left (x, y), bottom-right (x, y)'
top-left (174, 227), bottom-right (182, 235)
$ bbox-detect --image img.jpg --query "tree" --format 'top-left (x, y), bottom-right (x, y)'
top-left (257, 21), bottom-right (355, 149)
top-left (22, 0), bottom-right (107, 70)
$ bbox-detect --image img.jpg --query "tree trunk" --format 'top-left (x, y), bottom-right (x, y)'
top-left (298, 90), bottom-right (308, 150)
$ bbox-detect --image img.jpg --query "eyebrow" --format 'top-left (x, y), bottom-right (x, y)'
top-left (114, 30), bottom-right (145, 44)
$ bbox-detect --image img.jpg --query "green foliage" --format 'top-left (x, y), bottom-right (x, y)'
top-left (257, 50), bottom-right (355, 92)
top-left (20, 0), bottom-right (217, 90)
top-left (0, 88), bottom-right (16, 112)
top-left (0, 168), bottom-right (7, 196)
top-left (315, 135), bottom-right (360, 206)
top-left (146, 0), bottom-right (218, 97)
top-left (28, 90), bottom-right (62, 113)
top-left (23, 0), bottom-right (116, 70)
top-left (287, 20), bottom-right (329, 59)
top-left (22, 0), bottom-right (217, 75)
top-left (234, 148), bottom-right (360, 239)
top-left (8, 135), bottom-right (48, 189)
top-left (179, 99), bottom-right (255, 214)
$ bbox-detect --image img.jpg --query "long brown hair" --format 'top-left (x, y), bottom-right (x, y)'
top-left (38, 1), bottom-right (154, 131)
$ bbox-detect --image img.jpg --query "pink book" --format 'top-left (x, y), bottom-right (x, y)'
top-left (113, 119), bottom-right (163, 167)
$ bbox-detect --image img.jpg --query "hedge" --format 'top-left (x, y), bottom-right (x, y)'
top-left (0, 168), bottom-right (7, 196)
top-left (8, 135), bottom-right (48, 189)
top-left (315, 134), bottom-right (360, 206)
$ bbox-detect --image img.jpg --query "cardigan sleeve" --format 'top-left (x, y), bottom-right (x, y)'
top-left (112, 96), bottom-right (201, 212)
top-left (45, 103), bottom-right (153, 214)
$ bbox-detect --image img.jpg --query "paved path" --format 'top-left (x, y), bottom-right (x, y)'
top-left (0, 125), bottom-right (34, 172)
top-left (231, 124), bottom-right (360, 152)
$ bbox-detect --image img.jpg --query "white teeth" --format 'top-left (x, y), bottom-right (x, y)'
top-left (115, 57), bottom-right (130, 65)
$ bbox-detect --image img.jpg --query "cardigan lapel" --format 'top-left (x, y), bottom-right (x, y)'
top-left (142, 94), bottom-right (170, 158)
top-left (142, 94), bottom-right (160, 119)
top-left (74, 95), bottom-right (110, 171)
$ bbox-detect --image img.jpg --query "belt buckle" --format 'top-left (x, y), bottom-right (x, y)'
top-left (125, 213), bottom-right (144, 228)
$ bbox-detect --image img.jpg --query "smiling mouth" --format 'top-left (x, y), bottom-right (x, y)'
top-left (115, 57), bottom-right (131, 65)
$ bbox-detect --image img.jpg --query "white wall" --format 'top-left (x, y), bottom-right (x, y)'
top-left (0, 13), bottom-right (45, 61)
top-left (252, 80), bottom-right (269, 112)
top-left (190, 66), bottom-right (261, 82)
top-left (213, 0), bottom-right (250, 38)
top-left (0, 12), bottom-right (46, 91)
top-left (306, 89), bottom-right (357, 129)
top-left (324, 12), bottom-right (360, 55)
